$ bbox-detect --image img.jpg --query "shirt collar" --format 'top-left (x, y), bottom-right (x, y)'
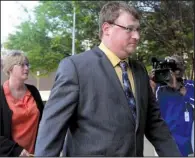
top-left (99, 42), bottom-right (128, 67)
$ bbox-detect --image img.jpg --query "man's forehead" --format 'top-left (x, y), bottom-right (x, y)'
top-left (119, 11), bottom-right (139, 19)
top-left (117, 12), bottom-right (140, 26)
top-left (126, 23), bottom-right (140, 28)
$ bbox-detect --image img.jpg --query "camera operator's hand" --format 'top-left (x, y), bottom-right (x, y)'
top-left (168, 70), bottom-right (186, 96)
top-left (150, 79), bottom-right (156, 93)
top-left (167, 70), bottom-right (177, 89)
top-left (179, 86), bottom-right (187, 96)
top-left (149, 72), bottom-right (156, 93)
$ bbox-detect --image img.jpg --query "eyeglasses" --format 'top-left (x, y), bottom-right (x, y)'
top-left (16, 62), bottom-right (31, 68)
top-left (111, 23), bottom-right (140, 33)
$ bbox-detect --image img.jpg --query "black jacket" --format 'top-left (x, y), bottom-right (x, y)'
top-left (0, 84), bottom-right (44, 156)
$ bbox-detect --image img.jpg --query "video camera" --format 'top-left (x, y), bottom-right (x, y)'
top-left (151, 57), bottom-right (183, 85)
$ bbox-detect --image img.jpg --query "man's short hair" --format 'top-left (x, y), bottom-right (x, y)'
top-left (99, 1), bottom-right (140, 39)
top-left (165, 54), bottom-right (185, 71)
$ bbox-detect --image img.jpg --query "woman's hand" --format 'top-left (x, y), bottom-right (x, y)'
top-left (19, 149), bottom-right (30, 157)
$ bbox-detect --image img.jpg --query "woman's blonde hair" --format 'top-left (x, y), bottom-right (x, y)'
top-left (2, 50), bottom-right (29, 77)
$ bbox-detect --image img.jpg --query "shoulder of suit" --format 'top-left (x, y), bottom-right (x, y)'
top-left (129, 58), bottom-right (141, 65)
top-left (129, 58), bottom-right (147, 71)
top-left (61, 46), bottom-right (102, 64)
top-left (71, 46), bottom-right (100, 58)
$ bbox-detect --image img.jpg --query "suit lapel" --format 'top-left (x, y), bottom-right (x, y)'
top-left (128, 59), bottom-right (140, 131)
top-left (95, 48), bottom-right (136, 126)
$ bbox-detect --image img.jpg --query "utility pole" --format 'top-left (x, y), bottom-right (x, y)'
top-left (37, 71), bottom-right (40, 90)
top-left (72, 3), bottom-right (76, 56)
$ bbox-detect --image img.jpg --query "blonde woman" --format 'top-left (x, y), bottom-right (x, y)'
top-left (0, 50), bottom-right (44, 157)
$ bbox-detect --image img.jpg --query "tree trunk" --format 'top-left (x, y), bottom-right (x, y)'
top-left (190, 56), bottom-right (195, 80)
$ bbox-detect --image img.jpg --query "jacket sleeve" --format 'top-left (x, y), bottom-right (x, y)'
top-left (34, 58), bottom-right (79, 156)
top-left (0, 99), bottom-right (23, 156)
top-left (184, 81), bottom-right (194, 108)
top-left (141, 64), bottom-right (181, 156)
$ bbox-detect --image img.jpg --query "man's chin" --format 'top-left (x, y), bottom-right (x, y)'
top-left (127, 48), bottom-right (136, 56)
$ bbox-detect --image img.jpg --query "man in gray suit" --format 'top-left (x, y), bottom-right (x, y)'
top-left (35, 1), bottom-right (181, 156)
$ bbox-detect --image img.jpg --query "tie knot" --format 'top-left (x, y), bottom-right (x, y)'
top-left (119, 61), bottom-right (128, 71)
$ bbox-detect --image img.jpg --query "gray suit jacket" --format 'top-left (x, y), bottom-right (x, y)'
top-left (34, 47), bottom-right (181, 156)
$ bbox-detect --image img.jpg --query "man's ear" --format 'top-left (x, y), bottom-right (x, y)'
top-left (102, 22), bottom-right (112, 37)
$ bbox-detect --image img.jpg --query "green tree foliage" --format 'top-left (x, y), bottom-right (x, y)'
top-left (4, 1), bottom-right (194, 79)
top-left (131, 1), bottom-right (194, 79)
top-left (4, 1), bottom-right (107, 76)
top-left (4, 9), bottom-right (64, 76)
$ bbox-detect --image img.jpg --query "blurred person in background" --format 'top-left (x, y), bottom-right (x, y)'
top-left (150, 55), bottom-right (194, 156)
top-left (0, 50), bottom-right (44, 157)
top-left (192, 121), bottom-right (194, 154)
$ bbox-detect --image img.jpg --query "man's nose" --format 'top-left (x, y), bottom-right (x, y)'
top-left (132, 31), bottom-right (140, 40)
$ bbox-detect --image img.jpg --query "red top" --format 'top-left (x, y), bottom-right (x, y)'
top-left (3, 80), bottom-right (40, 154)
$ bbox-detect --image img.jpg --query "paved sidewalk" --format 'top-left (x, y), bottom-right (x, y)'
top-left (143, 136), bottom-right (156, 156)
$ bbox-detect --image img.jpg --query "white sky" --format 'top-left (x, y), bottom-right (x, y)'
top-left (1, 1), bottom-right (39, 44)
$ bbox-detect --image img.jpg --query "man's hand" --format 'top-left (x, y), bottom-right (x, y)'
top-left (150, 79), bottom-right (156, 93)
top-left (179, 86), bottom-right (187, 96)
top-left (168, 70), bottom-right (186, 96)
top-left (149, 72), bottom-right (156, 93)
top-left (167, 70), bottom-right (177, 89)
